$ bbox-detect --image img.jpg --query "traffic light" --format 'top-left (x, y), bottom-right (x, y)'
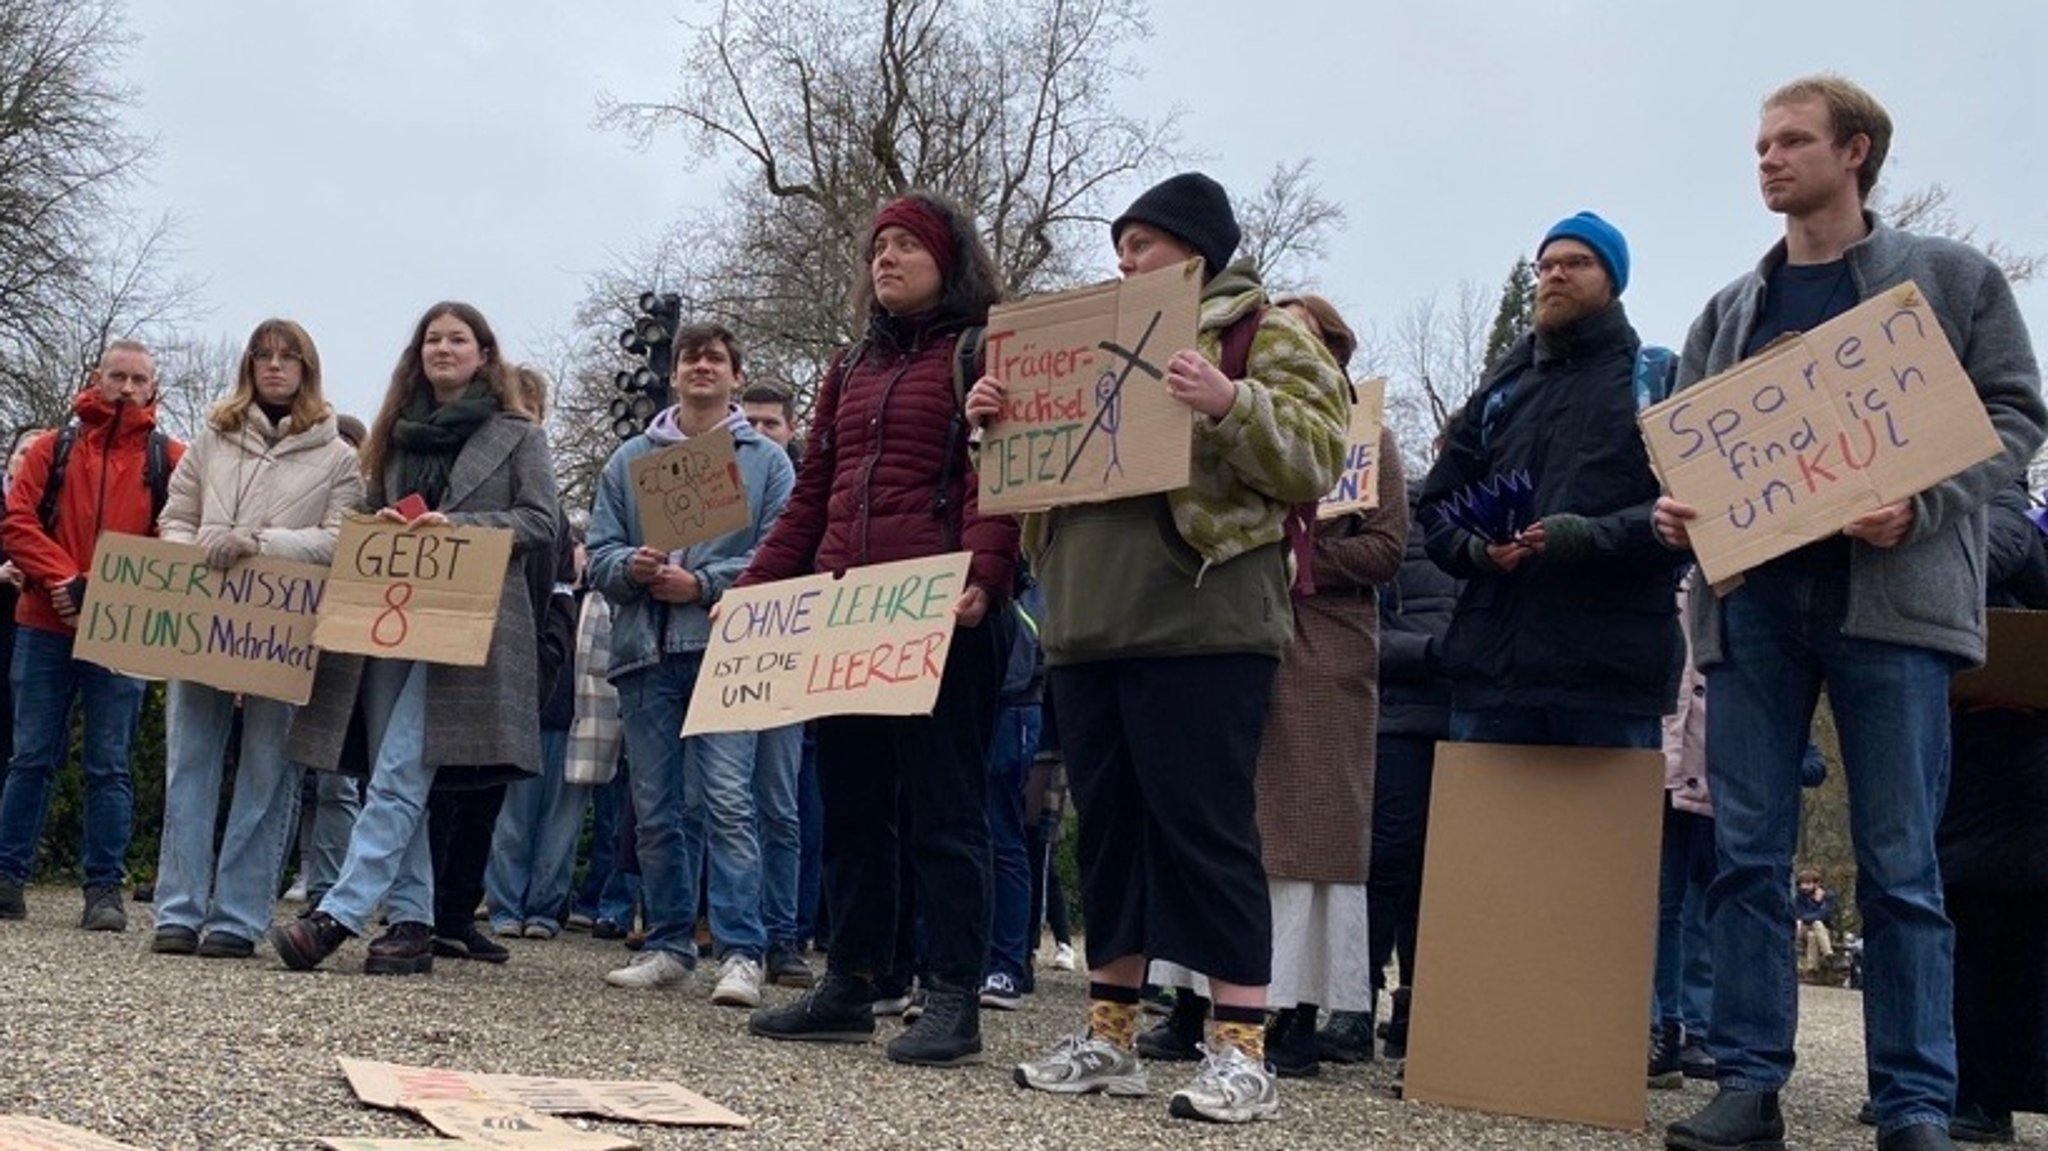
top-left (610, 290), bottom-right (681, 440)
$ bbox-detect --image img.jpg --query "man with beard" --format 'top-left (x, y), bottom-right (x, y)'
top-left (1418, 212), bottom-right (1685, 752)
top-left (1656, 75), bottom-right (2044, 1151)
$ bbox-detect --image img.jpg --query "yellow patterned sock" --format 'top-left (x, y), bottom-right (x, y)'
top-left (1211, 1019), bottom-right (1266, 1062)
top-left (1088, 999), bottom-right (1141, 1050)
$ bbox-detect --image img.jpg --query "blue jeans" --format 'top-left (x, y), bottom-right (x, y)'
top-left (795, 726), bottom-right (824, 947)
top-left (485, 727), bottom-right (588, 933)
top-left (1655, 800), bottom-right (1715, 1036)
top-left (155, 683), bottom-right (299, 942)
top-left (1704, 564), bottom-right (1956, 1135)
top-left (985, 702), bottom-right (1041, 981)
top-left (617, 653), bottom-right (763, 960)
top-left (0, 626), bottom-right (149, 887)
top-left (303, 771), bottom-right (360, 905)
top-left (572, 765), bottom-right (639, 926)
top-left (318, 661), bottom-right (434, 935)
top-left (752, 723), bottom-right (802, 951)
top-left (1448, 705), bottom-right (1662, 750)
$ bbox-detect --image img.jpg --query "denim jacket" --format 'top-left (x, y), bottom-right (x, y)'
top-left (587, 412), bottom-right (795, 681)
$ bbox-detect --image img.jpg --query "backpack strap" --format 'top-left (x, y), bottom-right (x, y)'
top-left (935, 325), bottom-right (986, 553)
top-left (146, 428), bottom-right (172, 527)
top-left (36, 422), bottom-right (81, 535)
top-left (1219, 309), bottom-right (1262, 381)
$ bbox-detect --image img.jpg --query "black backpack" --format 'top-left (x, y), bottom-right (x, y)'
top-left (37, 420), bottom-right (175, 533)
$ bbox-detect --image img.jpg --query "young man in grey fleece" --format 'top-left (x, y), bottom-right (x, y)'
top-left (1655, 75), bottom-right (2045, 1151)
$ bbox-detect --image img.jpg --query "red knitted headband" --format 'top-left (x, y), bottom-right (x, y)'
top-left (870, 198), bottom-right (956, 277)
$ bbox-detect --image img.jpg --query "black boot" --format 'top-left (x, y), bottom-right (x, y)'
top-left (363, 922), bottom-right (435, 975)
top-left (1316, 1008), bottom-right (1377, 1064)
top-left (1648, 1019), bottom-right (1683, 1089)
top-left (1267, 1004), bottom-right (1320, 1078)
top-left (1136, 990), bottom-right (1207, 1061)
top-left (886, 980), bottom-right (982, 1067)
top-left (1382, 986), bottom-right (1411, 1060)
top-left (1948, 1102), bottom-right (2015, 1144)
top-left (1876, 1122), bottom-right (1961, 1151)
top-left (1665, 1088), bottom-right (1785, 1151)
top-left (748, 971), bottom-right (878, 1043)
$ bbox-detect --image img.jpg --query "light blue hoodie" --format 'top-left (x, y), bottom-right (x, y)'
top-left (587, 405), bottom-right (796, 680)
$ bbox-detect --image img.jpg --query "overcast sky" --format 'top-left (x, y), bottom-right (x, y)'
top-left (124, 1), bottom-right (2048, 429)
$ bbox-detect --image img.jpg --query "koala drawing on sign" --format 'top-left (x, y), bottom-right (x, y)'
top-left (637, 448), bottom-right (712, 533)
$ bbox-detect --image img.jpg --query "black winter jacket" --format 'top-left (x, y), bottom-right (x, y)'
top-left (1378, 480), bottom-right (1459, 737)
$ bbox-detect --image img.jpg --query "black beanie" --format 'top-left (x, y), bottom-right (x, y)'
top-left (1112, 172), bottom-right (1241, 277)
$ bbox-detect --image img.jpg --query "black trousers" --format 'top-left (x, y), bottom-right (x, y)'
top-left (1051, 653), bottom-right (1277, 986)
top-left (429, 784), bottom-right (509, 936)
top-left (1366, 732), bottom-right (1438, 992)
top-left (817, 621), bottom-right (997, 988)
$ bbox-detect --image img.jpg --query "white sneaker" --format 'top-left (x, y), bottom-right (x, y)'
top-left (282, 879), bottom-right (308, 904)
top-left (1052, 942), bottom-right (1077, 971)
top-left (711, 954), bottom-right (763, 1008)
top-left (1168, 1045), bottom-right (1280, 1123)
top-left (605, 949), bottom-right (692, 989)
top-left (1014, 1033), bottom-right (1150, 1096)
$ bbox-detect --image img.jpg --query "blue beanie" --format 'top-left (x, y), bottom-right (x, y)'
top-left (1540, 211), bottom-right (1630, 296)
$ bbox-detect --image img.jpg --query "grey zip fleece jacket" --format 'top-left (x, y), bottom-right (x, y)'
top-left (1677, 215), bottom-right (2045, 668)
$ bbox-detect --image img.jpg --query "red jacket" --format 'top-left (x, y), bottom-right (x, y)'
top-left (740, 318), bottom-right (1017, 599)
top-left (2, 390), bottom-right (185, 635)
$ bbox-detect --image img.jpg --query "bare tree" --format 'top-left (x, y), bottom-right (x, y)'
top-left (1236, 159), bottom-right (1347, 290)
top-left (1379, 280), bottom-right (1491, 472)
top-left (1873, 182), bottom-right (2043, 285)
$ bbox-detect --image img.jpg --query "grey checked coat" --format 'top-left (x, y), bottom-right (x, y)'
top-left (287, 412), bottom-right (559, 783)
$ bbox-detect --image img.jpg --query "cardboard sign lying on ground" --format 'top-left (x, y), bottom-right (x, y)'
top-left (314, 516), bottom-right (513, 666)
top-left (1403, 742), bottom-right (1664, 1130)
top-left (74, 533), bottom-right (326, 703)
top-left (0, 1116), bottom-right (157, 1151)
top-left (627, 427), bottom-right (750, 553)
top-left (316, 1141), bottom-right (473, 1151)
top-left (407, 1101), bottom-right (634, 1151)
top-left (1952, 608), bottom-right (2048, 709)
top-left (683, 552), bottom-right (970, 736)
top-left (1319, 377), bottom-right (1387, 518)
top-left (339, 1058), bottom-right (749, 1128)
top-left (978, 259), bottom-right (1200, 513)
top-left (1639, 282), bottom-right (2003, 585)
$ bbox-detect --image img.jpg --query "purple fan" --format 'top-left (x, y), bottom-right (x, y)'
top-left (2028, 503), bottom-right (2048, 539)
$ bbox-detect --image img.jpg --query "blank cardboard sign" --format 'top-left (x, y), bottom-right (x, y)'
top-left (1402, 741), bottom-right (1665, 1130)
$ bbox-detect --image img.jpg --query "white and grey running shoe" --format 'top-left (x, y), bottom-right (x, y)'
top-left (1013, 1033), bottom-right (1151, 1096)
top-left (1168, 1044), bottom-right (1280, 1123)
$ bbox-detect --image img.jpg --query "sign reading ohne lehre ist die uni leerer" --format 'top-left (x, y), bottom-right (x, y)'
top-left (1318, 376), bottom-right (1387, 518)
top-left (977, 258), bottom-right (1201, 514)
top-left (312, 514), bottom-right (513, 667)
top-left (682, 552), bottom-right (971, 736)
top-left (72, 533), bottom-right (326, 705)
top-left (1638, 282), bottom-right (2002, 587)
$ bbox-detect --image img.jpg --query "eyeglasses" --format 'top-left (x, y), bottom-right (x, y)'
top-left (1536, 253), bottom-right (1600, 277)
top-left (251, 348), bottom-right (303, 365)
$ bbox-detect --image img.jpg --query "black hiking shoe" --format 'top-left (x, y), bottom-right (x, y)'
top-left (1665, 1088), bottom-right (1785, 1151)
top-left (1316, 1008), bottom-right (1377, 1064)
top-left (151, 924), bottom-right (199, 954)
top-left (1266, 1004), bottom-right (1320, 1079)
top-left (886, 981), bottom-right (983, 1067)
top-left (749, 972), bottom-right (879, 1043)
top-left (433, 924), bottom-right (510, 964)
top-left (1649, 1019), bottom-right (1684, 1089)
top-left (1136, 990), bottom-right (1207, 1062)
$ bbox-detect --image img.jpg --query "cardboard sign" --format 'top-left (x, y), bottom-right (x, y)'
top-left (317, 1141), bottom-right (473, 1151)
top-left (407, 1102), bottom-right (634, 1151)
top-left (314, 516), bottom-right (513, 666)
top-left (1952, 609), bottom-right (2048, 709)
top-left (340, 1059), bottom-right (749, 1129)
top-left (978, 259), bottom-right (1201, 513)
top-left (1403, 742), bottom-right (1664, 1130)
top-left (626, 427), bottom-right (750, 553)
top-left (74, 533), bottom-right (327, 704)
top-left (682, 552), bottom-right (970, 736)
top-left (1318, 377), bottom-right (1387, 518)
top-left (0, 1117), bottom-right (157, 1151)
top-left (1640, 282), bottom-right (2003, 585)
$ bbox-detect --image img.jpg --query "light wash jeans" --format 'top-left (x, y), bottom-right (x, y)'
top-left (753, 723), bottom-right (802, 951)
top-left (485, 727), bottom-right (588, 933)
top-left (154, 683), bottom-right (299, 943)
top-left (317, 661), bottom-right (434, 935)
top-left (303, 771), bottom-right (360, 905)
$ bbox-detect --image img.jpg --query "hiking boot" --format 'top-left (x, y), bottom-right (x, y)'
top-left (270, 911), bottom-right (353, 971)
top-left (979, 972), bottom-right (1025, 1011)
top-left (1316, 1009), bottom-right (1377, 1064)
top-left (197, 931), bottom-right (254, 959)
top-left (1665, 1088), bottom-right (1785, 1151)
top-left (1878, 1123), bottom-right (1960, 1151)
top-left (0, 875), bottom-right (25, 920)
top-left (1266, 1005), bottom-right (1320, 1079)
top-left (363, 922), bottom-right (435, 975)
top-left (749, 971), bottom-right (878, 1043)
top-left (766, 944), bottom-right (814, 989)
top-left (1168, 1044), bottom-right (1280, 1124)
top-left (1680, 1034), bottom-right (1716, 1080)
top-left (151, 924), bottom-right (199, 954)
top-left (1382, 986), bottom-right (1411, 1060)
top-left (80, 885), bottom-right (127, 932)
top-left (1649, 1019), bottom-right (1684, 1089)
top-left (432, 924), bottom-right (509, 964)
top-left (1014, 1033), bottom-right (1151, 1096)
top-left (606, 949), bottom-right (692, 989)
top-left (1949, 1103), bottom-right (2016, 1144)
top-left (712, 955), bottom-right (764, 1008)
top-left (887, 982), bottom-right (983, 1066)
top-left (1136, 990), bottom-right (1208, 1062)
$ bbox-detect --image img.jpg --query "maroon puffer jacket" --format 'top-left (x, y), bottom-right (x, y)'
top-left (739, 316), bottom-right (1018, 599)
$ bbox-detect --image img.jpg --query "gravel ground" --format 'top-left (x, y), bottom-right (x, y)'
top-left (1, 886), bottom-right (2040, 1151)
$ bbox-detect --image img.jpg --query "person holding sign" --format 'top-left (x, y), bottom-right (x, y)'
top-left (149, 319), bottom-right (362, 960)
top-left (973, 172), bottom-right (1349, 1123)
top-left (1654, 78), bottom-right (2046, 1151)
top-left (270, 302), bottom-right (558, 977)
top-left (0, 340), bottom-right (184, 932)
top-left (741, 193), bottom-right (1016, 1069)
top-left (586, 322), bottom-right (795, 1008)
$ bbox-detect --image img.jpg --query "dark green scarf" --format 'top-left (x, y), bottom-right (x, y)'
top-left (391, 380), bottom-right (498, 508)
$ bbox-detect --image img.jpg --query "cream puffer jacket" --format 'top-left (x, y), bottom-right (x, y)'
top-left (157, 406), bottom-right (365, 564)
